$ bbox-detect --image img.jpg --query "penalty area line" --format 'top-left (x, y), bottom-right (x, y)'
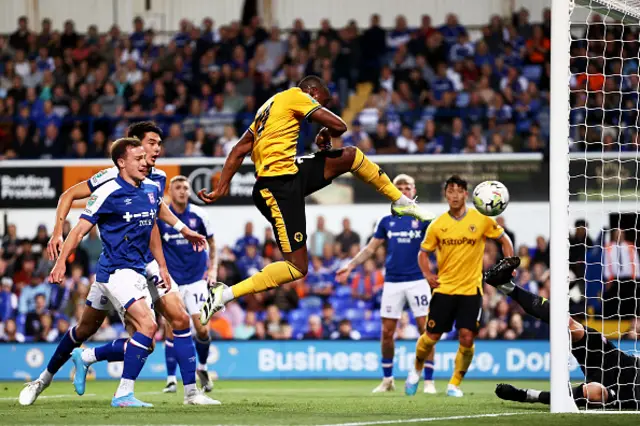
top-left (316, 412), bottom-right (532, 426)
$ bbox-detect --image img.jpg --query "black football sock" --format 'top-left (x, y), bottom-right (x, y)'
top-left (510, 286), bottom-right (550, 323)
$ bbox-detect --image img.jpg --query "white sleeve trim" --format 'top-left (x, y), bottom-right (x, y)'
top-left (190, 204), bottom-right (214, 237)
top-left (88, 166), bottom-right (118, 190)
top-left (83, 180), bottom-right (121, 218)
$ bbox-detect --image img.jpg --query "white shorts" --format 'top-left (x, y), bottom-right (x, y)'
top-left (86, 269), bottom-right (153, 323)
top-left (176, 279), bottom-right (208, 316)
top-left (380, 279), bottom-right (431, 320)
top-left (145, 260), bottom-right (179, 303)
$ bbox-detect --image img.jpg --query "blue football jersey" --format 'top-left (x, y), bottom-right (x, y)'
top-left (157, 203), bottom-right (214, 285)
top-left (80, 175), bottom-right (162, 283)
top-left (87, 166), bottom-right (167, 263)
top-left (373, 215), bottom-right (430, 283)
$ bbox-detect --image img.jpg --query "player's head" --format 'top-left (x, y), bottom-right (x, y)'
top-left (393, 174), bottom-right (416, 199)
top-left (111, 137), bottom-right (146, 182)
top-left (298, 75), bottom-right (331, 107)
top-left (444, 175), bottom-right (468, 210)
top-left (169, 175), bottom-right (190, 208)
top-left (126, 121), bottom-right (163, 167)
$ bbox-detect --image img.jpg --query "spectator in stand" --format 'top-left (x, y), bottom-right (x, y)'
top-left (234, 221), bottom-right (260, 257)
top-left (569, 219), bottom-right (593, 280)
top-left (264, 281), bottom-right (300, 312)
top-left (264, 304), bottom-right (286, 339)
top-left (321, 302), bottom-right (339, 338)
top-left (0, 318), bottom-right (25, 342)
top-left (302, 314), bottom-right (324, 340)
top-left (309, 216), bottom-right (335, 258)
top-left (532, 235), bottom-right (550, 267)
top-left (602, 229), bottom-right (640, 318)
top-left (80, 226), bottom-right (102, 272)
top-left (236, 243), bottom-right (264, 280)
top-left (336, 218), bottom-right (361, 256)
top-left (234, 310), bottom-right (257, 340)
top-left (305, 257), bottom-right (334, 301)
top-left (331, 319), bottom-right (361, 340)
top-left (351, 258), bottom-right (384, 302)
top-left (396, 311), bottom-right (420, 340)
top-left (0, 278), bottom-right (17, 321)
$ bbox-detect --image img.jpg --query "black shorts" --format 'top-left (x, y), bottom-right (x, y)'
top-left (426, 290), bottom-right (483, 334)
top-left (252, 152), bottom-right (335, 253)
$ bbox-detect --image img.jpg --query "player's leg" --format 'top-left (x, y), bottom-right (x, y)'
top-left (495, 382), bottom-right (608, 408)
top-left (406, 293), bottom-right (454, 396)
top-left (447, 292), bottom-right (482, 398)
top-left (19, 286), bottom-right (109, 405)
top-left (406, 280), bottom-right (436, 394)
top-left (372, 283), bottom-right (402, 393)
top-left (183, 280), bottom-right (214, 392)
top-left (201, 178), bottom-right (307, 323)
top-left (317, 148), bottom-right (433, 221)
top-left (163, 322), bottom-right (178, 393)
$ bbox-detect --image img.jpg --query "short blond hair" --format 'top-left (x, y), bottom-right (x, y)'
top-left (393, 174), bottom-right (415, 186)
top-left (170, 175), bottom-right (189, 186)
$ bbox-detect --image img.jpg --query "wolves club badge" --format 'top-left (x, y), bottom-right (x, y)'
top-left (147, 192), bottom-right (155, 204)
top-left (469, 224), bottom-right (477, 233)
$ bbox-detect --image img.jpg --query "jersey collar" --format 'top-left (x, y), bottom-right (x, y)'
top-left (447, 208), bottom-right (468, 221)
top-left (115, 174), bottom-right (141, 190)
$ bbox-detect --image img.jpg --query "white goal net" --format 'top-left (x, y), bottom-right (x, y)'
top-left (556, 0), bottom-right (640, 412)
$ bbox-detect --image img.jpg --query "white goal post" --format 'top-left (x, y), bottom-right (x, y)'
top-left (550, 0), bottom-right (640, 413)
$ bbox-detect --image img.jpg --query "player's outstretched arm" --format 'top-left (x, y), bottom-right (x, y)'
top-left (496, 233), bottom-right (515, 257)
top-left (149, 223), bottom-right (172, 290)
top-left (335, 237), bottom-right (384, 283)
top-left (308, 108), bottom-right (347, 137)
top-left (206, 236), bottom-right (218, 284)
top-left (49, 218), bottom-right (94, 283)
top-left (47, 182), bottom-right (92, 260)
top-left (198, 130), bottom-right (255, 204)
top-left (157, 201), bottom-right (206, 251)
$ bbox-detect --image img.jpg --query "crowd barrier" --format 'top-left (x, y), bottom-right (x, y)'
top-left (2, 339), bottom-right (632, 381)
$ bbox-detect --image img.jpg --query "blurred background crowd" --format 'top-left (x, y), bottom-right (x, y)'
top-left (1, 6), bottom-right (637, 342)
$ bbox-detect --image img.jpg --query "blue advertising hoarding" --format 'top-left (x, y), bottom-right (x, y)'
top-left (1, 340), bottom-right (636, 381)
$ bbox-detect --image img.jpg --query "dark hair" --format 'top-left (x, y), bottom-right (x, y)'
top-left (126, 121), bottom-right (163, 141)
top-left (111, 137), bottom-right (142, 167)
top-left (298, 75), bottom-right (328, 92)
top-left (444, 175), bottom-right (468, 191)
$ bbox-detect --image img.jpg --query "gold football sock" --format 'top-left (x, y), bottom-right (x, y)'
top-left (231, 261), bottom-right (304, 298)
top-left (450, 345), bottom-right (475, 386)
top-left (350, 147), bottom-right (402, 202)
top-left (414, 333), bottom-right (438, 372)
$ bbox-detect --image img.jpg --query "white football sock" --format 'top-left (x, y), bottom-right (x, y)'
top-left (184, 383), bottom-right (197, 395)
top-left (221, 287), bottom-right (235, 304)
top-left (115, 378), bottom-right (135, 398)
top-left (81, 348), bottom-right (97, 365)
top-left (526, 389), bottom-right (541, 402)
top-left (407, 369), bottom-right (420, 385)
top-left (198, 363), bottom-right (207, 371)
top-left (39, 370), bottom-right (53, 385)
top-left (167, 375), bottom-right (176, 384)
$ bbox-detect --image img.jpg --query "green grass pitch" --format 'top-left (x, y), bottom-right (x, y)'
top-left (0, 379), bottom-right (637, 425)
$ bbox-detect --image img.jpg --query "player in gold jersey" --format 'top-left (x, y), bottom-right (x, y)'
top-left (404, 175), bottom-right (514, 398)
top-left (197, 76), bottom-right (434, 323)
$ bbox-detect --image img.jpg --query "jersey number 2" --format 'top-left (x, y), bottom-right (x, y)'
top-left (255, 101), bottom-right (274, 137)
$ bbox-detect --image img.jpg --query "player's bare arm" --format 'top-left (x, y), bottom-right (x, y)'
top-left (336, 237), bottom-right (384, 283)
top-left (418, 250), bottom-right (439, 289)
top-left (149, 223), bottom-right (172, 290)
top-left (49, 218), bottom-right (94, 283)
top-left (157, 201), bottom-right (206, 251)
top-left (47, 181), bottom-right (92, 260)
top-left (496, 233), bottom-right (515, 257)
top-left (198, 129), bottom-right (255, 204)
top-left (308, 108), bottom-right (347, 150)
top-left (207, 236), bottom-right (218, 284)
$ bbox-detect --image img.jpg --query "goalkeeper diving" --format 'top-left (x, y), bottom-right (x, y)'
top-left (485, 257), bottom-right (640, 410)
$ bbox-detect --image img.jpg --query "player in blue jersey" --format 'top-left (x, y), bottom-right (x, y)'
top-left (158, 175), bottom-right (217, 393)
top-left (46, 137), bottom-right (164, 407)
top-left (336, 174), bottom-right (436, 394)
top-left (20, 122), bottom-right (216, 406)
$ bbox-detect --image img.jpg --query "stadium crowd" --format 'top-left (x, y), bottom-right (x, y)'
top-left (0, 213), bottom-right (598, 343)
top-left (0, 7), bottom-right (589, 159)
top-left (0, 7), bottom-right (636, 342)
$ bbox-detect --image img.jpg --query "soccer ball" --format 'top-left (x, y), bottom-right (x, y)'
top-left (472, 181), bottom-right (510, 216)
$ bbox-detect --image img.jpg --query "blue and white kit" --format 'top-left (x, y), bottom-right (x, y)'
top-left (157, 203), bottom-right (214, 315)
top-left (87, 166), bottom-right (177, 302)
top-left (373, 215), bottom-right (432, 319)
top-left (82, 175), bottom-right (162, 319)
